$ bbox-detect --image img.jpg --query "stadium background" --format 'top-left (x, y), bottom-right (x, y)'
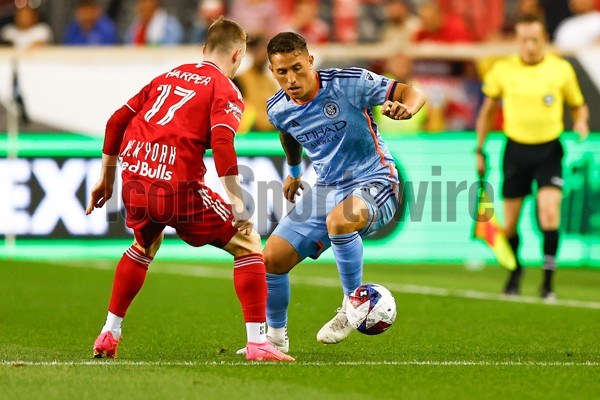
top-left (0, 0), bottom-right (599, 267)
top-left (1, 2), bottom-right (599, 399)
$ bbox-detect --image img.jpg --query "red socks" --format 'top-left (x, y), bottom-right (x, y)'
top-left (107, 249), bottom-right (266, 323)
top-left (233, 253), bottom-right (267, 323)
top-left (108, 246), bottom-right (153, 317)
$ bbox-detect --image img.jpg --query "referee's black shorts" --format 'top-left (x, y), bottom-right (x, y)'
top-left (502, 138), bottom-right (564, 199)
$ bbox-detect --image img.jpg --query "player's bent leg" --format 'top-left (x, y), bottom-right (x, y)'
top-left (222, 229), bottom-right (262, 257)
top-left (93, 233), bottom-right (164, 359)
top-left (326, 196), bottom-right (368, 294)
top-left (537, 187), bottom-right (562, 300)
top-left (263, 234), bottom-right (302, 274)
top-left (237, 236), bottom-right (301, 355)
top-left (223, 231), bottom-right (268, 330)
top-left (317, 195), bottom-right (370, 345)
top-left (133, 231), bottom-right (164, 258)
top-left (223, 231), bottom-right (294, 361)
top-left (261, 235), bottom-right (302, 353)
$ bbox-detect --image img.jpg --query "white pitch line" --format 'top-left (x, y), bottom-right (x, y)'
top-left (2, 360), bottom-right (599, 367)
top-left (51, 261), bottom-right (600, 310)
top-left (161, 264), bottom-right (600, 310)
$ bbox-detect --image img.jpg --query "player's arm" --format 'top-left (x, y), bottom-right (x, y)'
top-left (280, 131), bottom-right (304, 203)
top-left (381, 82), bottom-right (426, 121)
top-left (570, 103), bottom-right (589, 141)
top-left (475, 96), bottom-right (500, 178)
top-left (86, 105), bottom-right (136, 215)
top-left (212, 126), bottom-right (253, 235)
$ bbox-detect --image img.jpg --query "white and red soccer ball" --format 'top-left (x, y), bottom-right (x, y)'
top-left (346, 284), bottom-right (397, 335)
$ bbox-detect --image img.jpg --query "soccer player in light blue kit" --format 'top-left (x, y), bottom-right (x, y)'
top-left (262, 33), bottom-right (425, 350)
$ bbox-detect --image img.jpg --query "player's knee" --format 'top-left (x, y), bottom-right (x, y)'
top-left (234, 230), bottom-right (262, 256)
top-left (263, 254), bottom-right (284, 274)
top-left (325, 212), bottom-right (348, 234)
top-left (133, 233), bottom-right (163, 259)
top-left (263, 246), bottom-right (290, 274)
top-left (538, 211), bottom-right (560, 231)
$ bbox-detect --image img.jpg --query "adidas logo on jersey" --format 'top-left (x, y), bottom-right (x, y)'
top-left (365, 73), bottom-right (374, 81)
top-left (291, 120), bottom-right (300, 127)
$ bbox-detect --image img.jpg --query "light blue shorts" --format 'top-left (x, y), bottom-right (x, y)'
top-left (272, 180), bottom-right (399, 260)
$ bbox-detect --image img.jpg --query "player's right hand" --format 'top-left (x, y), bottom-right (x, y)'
top-left (381, 100), bottom-right (414, 120)
top-left (283, 175), bottom-right (304, 203)
top-left (86, 179), bottom-right (113, 215)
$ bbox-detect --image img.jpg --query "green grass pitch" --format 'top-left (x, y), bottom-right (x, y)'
top-left (1, 259), bottom-right (599, 400)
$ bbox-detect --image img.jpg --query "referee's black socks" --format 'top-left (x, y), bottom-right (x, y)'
top-left (508, 234), bottom-right (523, 273)
top-left (542, 229), bottom-right (559, 292)
top-left (505, 234), bottom-right (523, 293)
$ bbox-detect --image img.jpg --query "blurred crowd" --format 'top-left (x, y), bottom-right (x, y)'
top-left (0, 0), bottom-right (598, 133)
top-left (1, 0), bottom-right (599, 49)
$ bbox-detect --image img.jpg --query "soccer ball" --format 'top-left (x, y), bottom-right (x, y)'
top-left (346, 284), bottom-right (397, 335)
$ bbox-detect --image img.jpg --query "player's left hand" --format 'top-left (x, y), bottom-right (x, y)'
top-left (232, 207), bottom-right (253, 235)
top-left (86, 178), bottom-right (113, 215)
top-left (381, 100), bottom-right (414, 120)
top-left (573, 121), bottom-right (589, 141)
top-left (283, 175), bottom-right (304, 203)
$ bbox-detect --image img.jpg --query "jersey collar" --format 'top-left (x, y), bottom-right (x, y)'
top-left (201, 61), bottom-right (222, 73)
top-left (290, 71), bottom-right (321, 106)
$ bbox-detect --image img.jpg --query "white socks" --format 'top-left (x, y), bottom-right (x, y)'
top-left (101, 311), bottom-right (123, 339)
top-left (267, 326), bottom-right (287, 343)
top-left (246, 322), bottom-right (267, 343)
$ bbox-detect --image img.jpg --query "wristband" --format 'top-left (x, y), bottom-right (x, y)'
top-left (289, 163), bottom-right (302, 178)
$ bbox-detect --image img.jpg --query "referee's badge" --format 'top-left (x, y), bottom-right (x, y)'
top-left (543, 93), bottom-right (554, 106)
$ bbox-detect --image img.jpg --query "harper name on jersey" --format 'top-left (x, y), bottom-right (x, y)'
top-left (165, 69), bottom-right (212, 85)
top-left (267, 68), bottom-right (399, 187)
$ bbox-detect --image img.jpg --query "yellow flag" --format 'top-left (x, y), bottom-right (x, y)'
top-left (473, 183), bottom-right (516, 271)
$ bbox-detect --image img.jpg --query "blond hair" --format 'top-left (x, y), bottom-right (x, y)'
top-left (204, 16), bottom-right (247, 54)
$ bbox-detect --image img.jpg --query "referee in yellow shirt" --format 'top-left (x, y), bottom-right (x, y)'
top-left (475, 14), bottom-right (589, 299)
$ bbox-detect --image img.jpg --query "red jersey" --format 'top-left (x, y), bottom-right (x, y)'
top-left (118, 61), bottom-right (244, 193)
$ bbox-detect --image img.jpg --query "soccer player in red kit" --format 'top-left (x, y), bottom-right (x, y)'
top-left (86, 17), bottom-right (293, 362)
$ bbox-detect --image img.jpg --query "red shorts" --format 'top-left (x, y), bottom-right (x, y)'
top-left (122, 181), bottom-right (238, 248)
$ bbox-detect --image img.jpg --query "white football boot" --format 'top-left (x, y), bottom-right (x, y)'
top-left (316, 296), bottom-right (353, 344)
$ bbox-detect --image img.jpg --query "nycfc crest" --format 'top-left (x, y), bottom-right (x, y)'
top-left (323, 102), bottom-right (340, 119)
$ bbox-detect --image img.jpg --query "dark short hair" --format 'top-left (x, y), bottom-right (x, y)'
top-left (516, 13), bottom-right (547, 30)
top-left (204, 16), bottom-right (247, 53)
top-left (267, 32), bottom-right (308, 60)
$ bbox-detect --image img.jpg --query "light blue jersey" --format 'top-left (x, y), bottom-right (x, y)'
top-left (267, 67), bottom-right (401, 261)
top-left (267, 67), bottom-right (399, 187)
top-left (266, 67), bottom-right (405, 329)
